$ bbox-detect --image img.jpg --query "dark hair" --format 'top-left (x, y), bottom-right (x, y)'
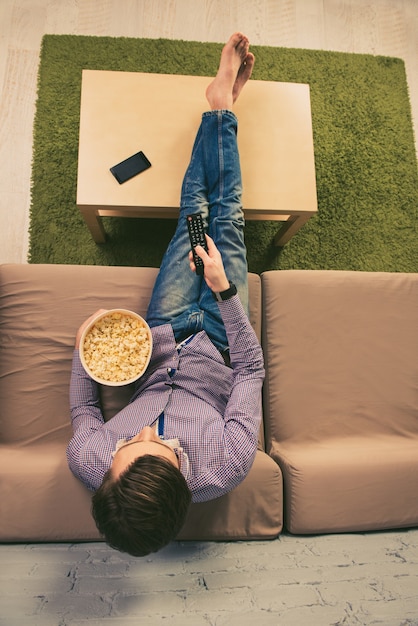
top-left (92, 455), bottom-right (192, 557)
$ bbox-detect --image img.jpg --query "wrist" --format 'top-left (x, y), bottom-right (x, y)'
top-left (213, 278), bottom-right (231, 292)
top-left (212, 281), bottom-right (237, 302)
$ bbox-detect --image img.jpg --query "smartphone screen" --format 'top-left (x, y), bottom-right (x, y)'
top-left (110, 151), bottom-right (152, 184)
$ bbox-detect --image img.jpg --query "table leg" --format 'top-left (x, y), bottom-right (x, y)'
top-left (274, 215), bottom-right (312, 247)
top-left (78, 207), bottom-right (106, 243)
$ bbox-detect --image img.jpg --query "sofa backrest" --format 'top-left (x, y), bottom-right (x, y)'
top-left (0, 264), bottom-right (262, 445)
top-left (261, 270), bottom-right (418, 445)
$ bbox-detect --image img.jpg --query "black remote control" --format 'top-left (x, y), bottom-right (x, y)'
top-left (186, 214), bottom-right (208, 276)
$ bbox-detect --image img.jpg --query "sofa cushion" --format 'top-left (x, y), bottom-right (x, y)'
top-left (0, 445), bottom-right (281, 542)
top-left (0, 264), bottom-right (262, 444)
top-left (262, 270), bottom-right (418, 443)
top-left (276, 437), bottom-right (418, 533)
top-left (0, 264), bottom-right (159, 444)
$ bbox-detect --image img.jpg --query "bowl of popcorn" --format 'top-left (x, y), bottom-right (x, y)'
top-left (79, 309), bottom-right (153, 386)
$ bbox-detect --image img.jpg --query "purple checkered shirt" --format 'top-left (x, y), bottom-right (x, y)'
top-left (67, 295), bottom-right (265, 502)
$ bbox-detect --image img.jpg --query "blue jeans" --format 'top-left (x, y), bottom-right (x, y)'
top-left (146, 110), bottom-right (248, 353)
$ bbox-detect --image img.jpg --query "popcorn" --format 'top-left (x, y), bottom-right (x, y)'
top-left (81, 311), bottom-right (152, 384)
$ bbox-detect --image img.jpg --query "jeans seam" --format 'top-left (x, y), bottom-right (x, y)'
top-left (217, 111), bottom-right (224, 204)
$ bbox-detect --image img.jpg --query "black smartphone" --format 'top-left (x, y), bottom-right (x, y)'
top-left (110, 150), bottom-right (152, 184)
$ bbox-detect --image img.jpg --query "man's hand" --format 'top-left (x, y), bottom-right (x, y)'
top-left (75, 309), bottom-right (108, 349)
top-left (189, 234), bottom-right (230, 293)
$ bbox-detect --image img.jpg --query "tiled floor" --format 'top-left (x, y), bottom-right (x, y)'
top-left (1, 529), bottom-right (418, 625)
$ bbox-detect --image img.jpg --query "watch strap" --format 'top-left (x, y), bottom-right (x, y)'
top-left (212, 281), bottom-right (237, 302)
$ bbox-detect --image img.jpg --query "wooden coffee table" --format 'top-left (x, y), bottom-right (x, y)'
top-left (77, 70), bottom-right (317, 246)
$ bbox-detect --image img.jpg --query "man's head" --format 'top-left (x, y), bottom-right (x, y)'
top-left (92, 427), bottom-right (192, 557)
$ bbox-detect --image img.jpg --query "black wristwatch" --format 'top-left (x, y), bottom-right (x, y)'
top-left (212, 281), bottom-right (237, 302)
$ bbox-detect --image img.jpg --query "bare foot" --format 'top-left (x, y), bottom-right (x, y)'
top-left (232, 52), bottom-right (255, 103)
top-left (206, 33), bottom-right (254, 110)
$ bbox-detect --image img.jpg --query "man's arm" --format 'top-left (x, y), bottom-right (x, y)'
top-left (191, 293), bottom-right (265, 503)
top-left (66, 348), bottom-right (107, 489)
top-left (219, 293), bottom-right (264, 465)
top-left (67, 313), bottom-right (108, 487)
top-left (70, 349), bottom-right (104, 431)
top-left (70, 309), bottom-right (108, 432)
top-left (190, 234), bottom-right (265, 499)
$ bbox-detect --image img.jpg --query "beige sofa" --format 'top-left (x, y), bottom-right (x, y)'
top-left (1, 264), bottom-right (417, 543)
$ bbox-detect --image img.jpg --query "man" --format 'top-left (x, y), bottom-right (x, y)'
top-left (67, 33), bottom-right (264, 556)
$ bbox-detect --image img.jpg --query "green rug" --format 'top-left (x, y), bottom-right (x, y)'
top-left (29, 35), bottom-right (418, 273)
